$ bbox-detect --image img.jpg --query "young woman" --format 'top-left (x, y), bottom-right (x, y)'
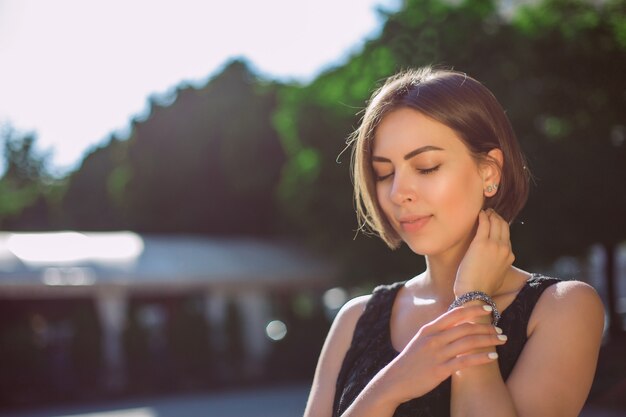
top-left (303, 67), bottom-right (604, 417)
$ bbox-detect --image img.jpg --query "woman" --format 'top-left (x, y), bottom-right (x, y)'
top-left (303, 67), bottom-right (604, 417)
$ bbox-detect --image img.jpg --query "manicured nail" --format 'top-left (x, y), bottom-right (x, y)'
top-left (497, 335), bottom-right (508, 341)
top-left (494, 326), bottom-right (503, 334)
top-left (488, 352), bottom-right (499, 360)
top-left (482, 305), bottom-right (493, 312)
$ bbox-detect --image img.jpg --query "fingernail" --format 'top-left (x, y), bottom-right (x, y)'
top-left (488, 352), bottom-right (499, 360)
top-left (497, 335), bottom-right (508, 341)
top-left (482, 305), bottom-right (493, 312)
top-left (494, 326), bottom-right (503, 334)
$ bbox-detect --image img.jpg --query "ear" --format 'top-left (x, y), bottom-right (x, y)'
top-left (481, 148), bottom-right (503, 197)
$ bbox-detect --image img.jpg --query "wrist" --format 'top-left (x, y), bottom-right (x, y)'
top-left (449, 291), bottom-right (501, 325)
top-left (359, 365), bottom-right (404, 411)
top-left (458, 300), bottom-right (494, 324)
top-left (454, 282), bottom-right (493, 298)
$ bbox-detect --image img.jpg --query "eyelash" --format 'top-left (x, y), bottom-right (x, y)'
top-left (419, 165), bottom-right (441, 175)
top-left (375, 165), bottom-right (441, 182)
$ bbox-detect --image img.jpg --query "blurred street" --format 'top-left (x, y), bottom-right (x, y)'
top-left (0, 384), bottom-right (622, 417)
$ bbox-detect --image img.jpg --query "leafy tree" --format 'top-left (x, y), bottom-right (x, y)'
top-left (0, 126), bottom-right (57, 229)
top-left (506, 0), bottom-right (626, 336)
top-left (122, 59), bottom-right (285, 235)
top-left (59, 136), bottom-right (129, 230)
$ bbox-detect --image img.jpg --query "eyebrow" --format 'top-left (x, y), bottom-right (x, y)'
top-left (372, 145), bottom-right (444, 163)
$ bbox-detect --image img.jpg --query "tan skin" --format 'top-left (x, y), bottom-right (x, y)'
top-left (304, 108), bottom-right (604, 417)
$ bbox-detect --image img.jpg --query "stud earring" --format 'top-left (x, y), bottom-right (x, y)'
top-left (486, 184), bottom-right (499, 193)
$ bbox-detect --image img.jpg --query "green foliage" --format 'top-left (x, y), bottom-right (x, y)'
top-left (122, 59), bottom-right (285, 235)
top-left (1, 128), bottom-right (49, 186)
top-left (515, 0), bottom-right (604, 40)
top-left (0, 126), bottom-right (57, 229)
top-left (60, 136), bottom-right (129, 229)
top-left (0, 180), bottom-right (40, 215)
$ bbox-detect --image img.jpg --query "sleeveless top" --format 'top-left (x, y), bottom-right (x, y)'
top-left (332, 274), bottom-right (560, 417)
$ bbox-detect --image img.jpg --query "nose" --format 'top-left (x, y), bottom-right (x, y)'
top-left (389, 169), bottom-right (416, 205)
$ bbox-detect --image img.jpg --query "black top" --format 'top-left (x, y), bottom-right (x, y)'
top-left (332, 274), bottom-right (560, 417)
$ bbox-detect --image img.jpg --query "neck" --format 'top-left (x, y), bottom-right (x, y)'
top-left (423, 233), bottom-right (473, 297)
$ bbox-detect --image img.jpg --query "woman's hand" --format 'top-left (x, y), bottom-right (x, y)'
top-left (380, 305), bottom-right (507, 405)
top-left (454, 209), bottom-right (515, 297)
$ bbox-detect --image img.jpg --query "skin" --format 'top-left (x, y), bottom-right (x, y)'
top-left (303, 108), bottom-right (604, 417)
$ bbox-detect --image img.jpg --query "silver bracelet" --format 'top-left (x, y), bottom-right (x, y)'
top-left (448, 291), bottom-right (501, 325)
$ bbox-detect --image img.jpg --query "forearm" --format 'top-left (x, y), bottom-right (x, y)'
top-left (450, 301), bottom-right (518, 417)
top-left (451, 359), bottom-right (518, 417)
top-left (341, 365), bottom-right (401, 417)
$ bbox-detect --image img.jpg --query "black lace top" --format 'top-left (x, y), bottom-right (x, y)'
top-left (332, 274), bottom-right (560, 417)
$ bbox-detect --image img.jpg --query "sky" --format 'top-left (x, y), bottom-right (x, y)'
top-left (0, 0), bottom-right (400, 176)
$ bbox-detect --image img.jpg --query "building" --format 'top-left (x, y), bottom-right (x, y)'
top-left (0, 231), bottom-right (336, 401)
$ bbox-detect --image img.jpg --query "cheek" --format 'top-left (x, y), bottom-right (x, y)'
top-left (433, 168), bottom-right (484, 216)
top-left (376, 183), bottom-right (392, 218)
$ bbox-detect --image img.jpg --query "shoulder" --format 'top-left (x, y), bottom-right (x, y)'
top-left (318, 293), bottom-right (372, 363)
top-left (325, 282), bottom-right (405, 356)
top-left (304, 283), bottom-right (403, 417)
top-left (302, 294), bottom-right (373, 417)
top-left (530, 279), bottom-right (604, 337)
top-left (332, 294), bottom-right (372, 335)
top-left (321, 280), bottom-right (407, 361)
top-left (537, 279), bottom-right (603, 314)
top-left (507, 280), bottom-right (604, 415)
top-left (336, 281), bottom-right (404, 327)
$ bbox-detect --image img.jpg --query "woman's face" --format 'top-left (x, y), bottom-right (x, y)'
top-left (372, 108), bottom-right (486, 257)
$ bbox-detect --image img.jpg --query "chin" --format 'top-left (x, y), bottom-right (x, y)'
top-left (402, 239), bottom-right (443, 256)
top-left (402, 234), bottom-right (467, 258)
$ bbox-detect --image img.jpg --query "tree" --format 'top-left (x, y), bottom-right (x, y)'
top-left (59, 136), bottom-right (129, 230)
top-left (122, 59), bottom-right (286, 235)
top-left (0, 126), bottom-right (57, 229)
top-left (508, 0), bottom-right (626, 336)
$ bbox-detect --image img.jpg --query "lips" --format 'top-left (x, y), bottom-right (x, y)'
top-left (398, 214), bottom-right (432, 233)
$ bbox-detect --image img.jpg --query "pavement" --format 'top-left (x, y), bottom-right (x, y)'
top-left (0, 384), bottom-right (623, 417)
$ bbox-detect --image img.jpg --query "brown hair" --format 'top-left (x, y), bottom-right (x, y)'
top-left (350, 67), bottom-right (530, 249)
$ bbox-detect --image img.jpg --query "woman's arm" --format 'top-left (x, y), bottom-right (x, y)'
top-left (304, 296), bottom-right (505, 417)
top-left (508, 280), bottom-right (603, 415)
top-left (341, 305), bottom-right (505, 417)
top-left (342, 306), bottom-right (504, 417)
top-left (303, 295), bottom-right (371, 417)
top-left (451, 281), bottom-right (604, 417)
top-left (451, 210), bottom-right (604, 416)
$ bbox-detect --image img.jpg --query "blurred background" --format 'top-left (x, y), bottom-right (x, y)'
top-left (0, 0), bottom-right (625, 415)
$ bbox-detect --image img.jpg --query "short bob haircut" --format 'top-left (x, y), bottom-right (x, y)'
top-left (350, 67), bottom-right (530, 249)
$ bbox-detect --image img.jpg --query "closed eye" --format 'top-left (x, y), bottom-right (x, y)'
top-left (375, 172), bottom-right (393, 182)
top-left (419, 165), bottom-right (440, 175)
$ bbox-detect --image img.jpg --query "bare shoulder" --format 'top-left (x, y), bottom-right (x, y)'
top-left (508, 280), bottom-right (604, 416)
top-left (536, 280), bottom-right (603, 317)
top-left (318, 293), bottom-right (373, 364)
top-left (551, 279), bottom-right (602, 300)
top-left (529, 279), bottom-right (604, 342)
top-left (302, 293), bottom-right (372, 417)
top-left (335, 294), bottom-right (372, 328)
top-left (324, 294), bottom-right (373, 349)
